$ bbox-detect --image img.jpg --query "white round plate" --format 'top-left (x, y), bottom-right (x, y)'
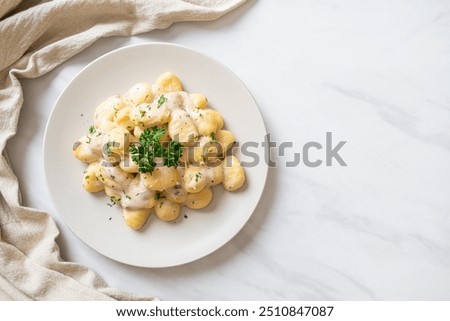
top-left (44, 43), bottom-right (267, 268)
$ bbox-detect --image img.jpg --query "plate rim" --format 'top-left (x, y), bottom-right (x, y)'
top-left (43, 41), bottom-right (268, 268)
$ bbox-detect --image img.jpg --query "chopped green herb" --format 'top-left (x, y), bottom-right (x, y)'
top-left (106, 141), bottom-right (116, 154)
top-left (154, 191), bottom-right (166, 201)
top-left (157, 95), bottom-right (167, 108)
top-left (125, 195), bottom-right (132, 200)
top-left (195, 172), bottom-right (202, 183)
top-left (108, 196), bottom-right (121, 206)
top-left (130, 127), bottom-right (183, 174)
top-left (210, 132), bottom-right (216, 142)
top-left (88, 126), bottom-right (96, 134)
top-left (163, 140), bottom-right (182, 167)
top-left (140, 110), bottom-right (146, 117)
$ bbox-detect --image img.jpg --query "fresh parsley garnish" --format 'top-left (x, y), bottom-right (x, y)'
top-left (163, 140), bottom-right (183, 167)
top-left (157, 95), bottom-right (167, 108)
top-left (210, 132), bottom-right (216, 142)
top-left (130, 127), bottom-right (183, 173)
top-left (106, 141), bottom-right (115, 154)
top-left (88, 125), bottom-right (96, 134)
top-left (195, 172), bottom-right (202, 182)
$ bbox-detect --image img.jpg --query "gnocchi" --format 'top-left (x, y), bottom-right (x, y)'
top-left (73, 72), bottom-right (245, 230)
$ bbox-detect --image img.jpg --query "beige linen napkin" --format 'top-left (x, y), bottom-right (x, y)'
top-left (0, 0), bottom-right (246, 300)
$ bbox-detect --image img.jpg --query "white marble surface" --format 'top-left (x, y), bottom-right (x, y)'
top-left (6, 0), bottom-right (450, 300)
